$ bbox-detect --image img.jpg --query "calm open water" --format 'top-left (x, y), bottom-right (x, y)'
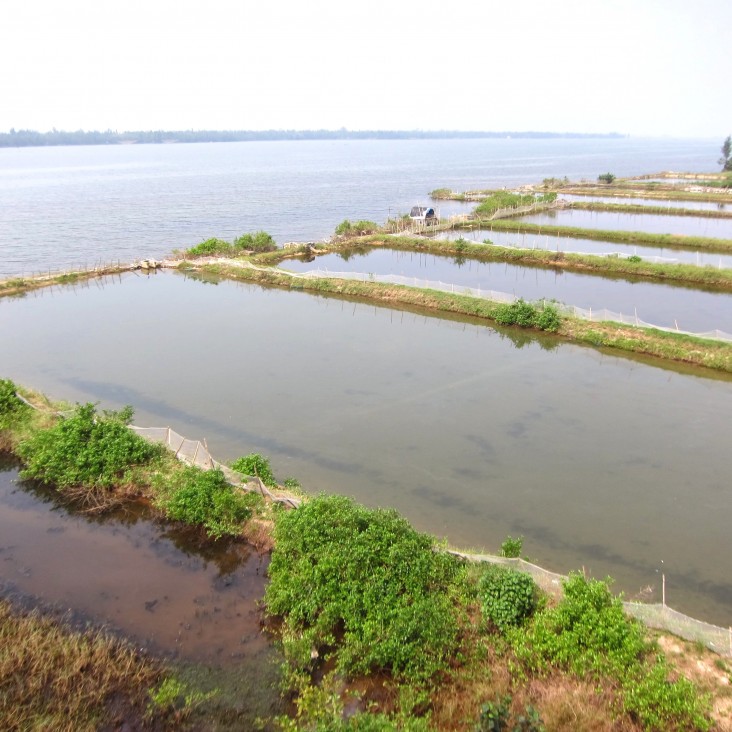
top-left (2, 272), bottom-right (731, 626)
top-left (0, 137), bottom-right (721, 278)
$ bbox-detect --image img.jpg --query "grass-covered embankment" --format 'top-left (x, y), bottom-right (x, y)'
top-left (471, 218), bottom-right (732, 252)
top-left (364, 234), bottom-right (732, 291)
top-left (568, 201), bottom-right (732, 219)
top-left (188, 259), bottom-right (732, 373)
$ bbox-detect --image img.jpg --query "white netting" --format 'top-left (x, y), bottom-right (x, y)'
top-left (279, 267), bottom-right (732, 342)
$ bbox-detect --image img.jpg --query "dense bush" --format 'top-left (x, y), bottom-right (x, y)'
top-left (185, 237), bottom-right (233, 257)
top-left (478, 565), bottom-right (537, 632)
top-left (511, 573), bottom-right (646, 677)
top-left (160, 466), bottom-right (255, 539)
top-left (17, 403), bottom-right (159, 489)
top-left (598, 172), bottom-right (616, 184)
top-left (265, 495), bottom-right (464, 683)
top-left (0, 378), bottom-right (30, 430)
top-left (500, 535), bottom-right (523, 558)
top-left (334, 219), bottom-right (381, 237)
top-left (231, 452), bottom-right (277, 487)
top-left (493, 299), bottom-right (561, 332)
top-left (234, 230), bottom-right (277, 252)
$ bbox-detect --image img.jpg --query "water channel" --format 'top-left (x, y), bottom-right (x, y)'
top-left (435, 228), bottom-right (732, 269)
top-left (2, 271), bottom-right (731, 625)
top-left (0, 457), bottom-right (284, 723)
top-left (280, 248), bottom-right (732, 333)
top-left (518, 209), bottom-right (732, 239)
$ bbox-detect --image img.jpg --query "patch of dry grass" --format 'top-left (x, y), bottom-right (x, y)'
top-left (0, 598), bottom-right (164, 732)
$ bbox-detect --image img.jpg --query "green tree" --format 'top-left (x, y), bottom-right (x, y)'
top-left (719, 135), bottom-right (732, 171)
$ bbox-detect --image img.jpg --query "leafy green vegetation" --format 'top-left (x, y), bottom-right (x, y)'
top-left (234, 230), bottom-right (277, 252)
top-left (156, 466), bottom-right (258, 539)
top-left (231, 452), bottom-right (277, 487)
top-left (265, 495), bottom-right (465, 684)
top-left (509, 574), bottom-right (712, 731)
top-left (0, 378), bottom-right (30, 431)
top-left (499, 535), bottom-right (523, 558)
top-left (474, 192), bottom-right (557, 217)
top-left (16, 403), bottom-right (160, 489)
top-left (598, 172), bottom-right (616, 184)
top-left (334, 219), bottom-right (382, 237)
top-left (184, 231), bottom-right (277, 257)
top-left (493, 300), bottom-right (561, 332)
top-left (478, 566), bottom-right (538, 632)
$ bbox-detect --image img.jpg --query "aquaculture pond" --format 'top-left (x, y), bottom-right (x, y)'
top-left (436, 228), bottom-right (732, 269)
top-left (0, 458), bottom-right (284, 723)
top-left (2, 271), bottom-right (732, 626)
top-left (280, 248), bottom-right (732, 333)
top-left (558, 194), bottom-right (731, 213)
top-left (518, 208), bottom-right (732, 239)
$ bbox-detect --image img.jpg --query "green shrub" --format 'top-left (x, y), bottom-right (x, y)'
top-left (533, 304), bottom-right (561, 333)
top-left (500, 535), bottom-right (523, 558)
top-left (598, 172), bottom-right (616, 184)
top-left (628, 254), bottom-right (642, 263)
top-left (231, 452), bottom-right (277, 487)
top-left (185, 238), bottom-right (233, 257)
top-left (334, 219), bottom-right (381, 237)
top-left (0, 378), bottom-right (30, 430)
top-left (622, 659), bottom-right (711, 731)
top-left (234, 230), bottom-right (277, 252)
top-left (478, 566), bottom-right (537, 632)
top-left (17, 403), bottom-right (159, 489)
top-left (161, 466), bottom-right (254, 539)
top-left (493, 300), bottom-right (561, 333)
top-left (265, 495), bottom-right (463, 683)
top-left (511, 573), bottom-right (647, 678)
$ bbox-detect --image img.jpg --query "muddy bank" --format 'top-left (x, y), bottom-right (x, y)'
top-left (0, 458), bottom-right (284, 724)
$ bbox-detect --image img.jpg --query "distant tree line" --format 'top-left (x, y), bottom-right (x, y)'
top-left (0, 128), bottom-right (624, 148)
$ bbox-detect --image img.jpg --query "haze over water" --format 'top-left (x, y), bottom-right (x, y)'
top-left (0, 137), bottom-right (721, 278)
top-left (2, 136), bottom-right (731, 627)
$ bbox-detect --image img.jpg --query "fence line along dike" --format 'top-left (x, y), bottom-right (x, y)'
top-left (132, 414), bottom-right (732, 659)
top-left (10, 389), bottom-right (732, 657)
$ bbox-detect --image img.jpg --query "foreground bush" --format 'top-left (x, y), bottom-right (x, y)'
top-left (157, 466), bottom-right (259, 539)
top-left (17, 403), bottom-right (159, 489)
top-left (265, 495), bottom-right (464, 683)
top-left (0, 378), bottom-right (31, 432)
top-left (231, 452), bottom-right (277, 487)
top-left (511, 574), bottom-right (712, 730)
top-left (478, 565), bottom-right (537, 632)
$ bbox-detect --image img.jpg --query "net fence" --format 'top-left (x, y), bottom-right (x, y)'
top-left (129, 425), bottom-right (301, 508)
top-left (14, 391), bottom-right (732, 656)
top-left (280, 267), bottom-right (732, 342)
top-left (450, 551), bottom-right (732, 657)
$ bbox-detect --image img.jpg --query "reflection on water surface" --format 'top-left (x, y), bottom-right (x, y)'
top-left (1, 271), bottom-right (731, 626)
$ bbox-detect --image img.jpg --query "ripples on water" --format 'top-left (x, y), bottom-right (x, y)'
top-left (0, 137), bottom-right (721, 278)
top-left (2, 271), bottom-right (732, 625)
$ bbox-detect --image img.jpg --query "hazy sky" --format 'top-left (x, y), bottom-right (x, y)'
top-left (2, 0), bottom-right (730, 137)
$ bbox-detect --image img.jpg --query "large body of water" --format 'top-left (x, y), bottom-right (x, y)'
top-left (2, 138), bottom-right (731, 630)
top-left (0, 137), bottom-right (721, 278)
